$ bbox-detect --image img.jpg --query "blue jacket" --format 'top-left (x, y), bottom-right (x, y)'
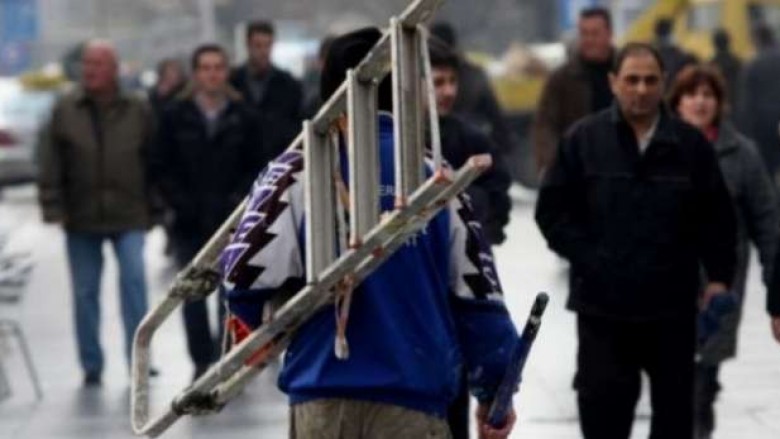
top-left (221, 113), bottom-right (518, 418)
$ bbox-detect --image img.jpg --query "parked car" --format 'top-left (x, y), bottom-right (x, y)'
top-left (0, 76), bottom-right (59, 187)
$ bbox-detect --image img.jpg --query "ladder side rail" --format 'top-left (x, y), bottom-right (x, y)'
top-left (391, 18), bottom-right (426, 207)
top-left (418, 25), bottom-right (444, 171)
top-left (304, 121), bottom-right (337, 281)
top-left (347, 70), bottom-right (380, 246)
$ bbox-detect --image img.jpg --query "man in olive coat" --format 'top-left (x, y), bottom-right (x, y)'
top-left (38, 41), bottom-right (154, 386)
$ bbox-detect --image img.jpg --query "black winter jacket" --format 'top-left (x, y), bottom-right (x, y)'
top-left (440, 115), bottom-right (512, 245)
top-left (151, 95), bottom-right (265, 243)
top-left (536, 105), bottom-right (737, 320)
top-left (230, 64), bottom-right (302, 154)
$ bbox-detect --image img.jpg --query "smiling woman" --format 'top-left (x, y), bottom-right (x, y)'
top-left (668, 63), bottom-right (780, 438)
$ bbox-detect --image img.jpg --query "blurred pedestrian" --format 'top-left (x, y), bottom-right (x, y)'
top-left (428, 37), bottom-right (512, 439)
top-left (431, 22), bottom-right (513, 158)
top-left (532, 7), bottom-right (615, 176)
top-left (37, 40), bottom-right (155, 386)
top-left (148, 58), bottom-right (188, 256)
top-left (148, 58), bottom-right (187, 117)
top-left (230, 20), bottom-right (303, 157)
top-left (669, 64), bottom-right (780, 439)
top-left (536, 43), bottom-right (737, 439)
top-left (654, 17), bottom-right (698, 87)
top-left (222, 27), bottom-right (519, 439)
top-left (764, 229), bottom-right (780, 344)
top-left (152, 44), bottom-right (264, 380)
top-left (302, 35), bottom-right (335, 118)
top-left (737, 24), bottom-right (780, 184)
top-left (709, 29), bottom-right (742, 107)
top-left (430, 38), bottom-right (511, 246)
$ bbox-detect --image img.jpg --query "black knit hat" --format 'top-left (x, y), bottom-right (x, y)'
top-left (320, 27), bottom-right (393, 111)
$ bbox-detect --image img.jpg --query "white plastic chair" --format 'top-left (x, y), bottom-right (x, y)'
top-left (0, 247), bottom-right (43, 400)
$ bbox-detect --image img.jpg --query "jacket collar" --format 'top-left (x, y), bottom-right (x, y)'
top-left (74, 86), bottom-right (131, 108)
top-left (176, 81), bottom-right (244, 103)
top-left (609, 102), bottom-right (679, 145)
top-left (565, 50), bottom-right (616, 78)
top-left (239, 62), bottom-right (279, 82)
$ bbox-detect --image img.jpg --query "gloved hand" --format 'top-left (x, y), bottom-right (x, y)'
top-left (698, 292), bottom-right (739, 347)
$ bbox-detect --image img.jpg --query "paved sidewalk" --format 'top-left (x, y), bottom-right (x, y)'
top-left (1, 184), bottom-right (778, 438)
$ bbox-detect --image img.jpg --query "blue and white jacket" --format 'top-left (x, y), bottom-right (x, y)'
top-left (221, 113), bottom-right (518, 418)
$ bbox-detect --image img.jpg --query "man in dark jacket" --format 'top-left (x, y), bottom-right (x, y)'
top-left (430, 38), bottom-right (511, 247)
top-left (710, 29), bottom-right (741, 105)
top-left (38, 41), bottom-right (154, 386)
top-left (536, 43), bottom-right (737, 439)
top-left (766, 242), bottom-right (780, 342)
top-left (532, 7), bottom-right (615, 175)
top-left (230, 20), bottom-right (303, 158)
top-left (153, 44), bottom-right (265, 380)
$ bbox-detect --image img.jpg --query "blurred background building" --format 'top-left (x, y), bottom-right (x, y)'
top-left (0, 0), bottom-right (630, 77)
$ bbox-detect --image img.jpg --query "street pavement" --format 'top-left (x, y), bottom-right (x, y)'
top-left (1, 184), bottom-right (779, 438)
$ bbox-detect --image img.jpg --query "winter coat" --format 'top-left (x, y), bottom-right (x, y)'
top-left (439, 114), bottom-right (511, 245)
top-left (38, 87), bottom-right (154, 233)
top-left (230, 64), bottom-right (303, 154)
top-left (699, 122), bottom-right (779, 363)
top-left (532, 57), bottom-right (598, 174)
top-left (452, 61), bottom-right (514, 157)
top-left (150, 89), bottom-right (265, 258)
top-left (536, 104), bottom-right (737, 320)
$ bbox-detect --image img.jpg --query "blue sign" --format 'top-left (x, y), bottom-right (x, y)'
top-left (0, 0), bottom-right (38, 74)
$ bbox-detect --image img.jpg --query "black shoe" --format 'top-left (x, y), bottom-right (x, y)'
top-left (83, 372), bottom-right (102, 387)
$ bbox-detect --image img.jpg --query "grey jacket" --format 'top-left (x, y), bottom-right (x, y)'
top-left (700, 122), bottom-right (779, 363)
top-left (38, 87), bottom-right (154, 233)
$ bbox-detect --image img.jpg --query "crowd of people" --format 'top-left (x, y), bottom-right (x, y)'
top-left (35, 17), bottom-right (515, 439)
top-left (534, 7), bottom-right (780, 439)
top-left (31, 5), bottom-right (780, 439)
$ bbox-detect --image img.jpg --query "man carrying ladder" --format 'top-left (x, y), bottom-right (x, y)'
top-left (221, 27), bottom-right (519, 439)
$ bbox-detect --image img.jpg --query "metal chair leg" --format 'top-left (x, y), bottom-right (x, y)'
top-left (0, 355), bottom-right (11, 402)
top-left (0, 320), bottom-right (43, 400)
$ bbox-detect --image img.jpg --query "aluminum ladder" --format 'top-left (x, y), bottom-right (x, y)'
top-left (130, 0), bottom-right (493, 436)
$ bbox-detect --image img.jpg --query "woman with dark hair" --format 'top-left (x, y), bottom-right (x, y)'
top-left (669, 64), bottom-right (780, 439)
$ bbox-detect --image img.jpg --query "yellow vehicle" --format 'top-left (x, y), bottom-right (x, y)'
top-left (490, 0), bottom-right (780, 187)
top-left (623, 0), bottom-right (780, 60)
top-left (494, 0), bottom-right (780, 118)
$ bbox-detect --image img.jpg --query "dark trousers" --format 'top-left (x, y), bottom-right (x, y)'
top-left (576, 313), bottom-right (696, 439)
top-left (174, 234), bottom-right (223, 370)
top-left (694, 363), bottom-right (721, 438)
top-left (447, 373), bottom-right (470, 439)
